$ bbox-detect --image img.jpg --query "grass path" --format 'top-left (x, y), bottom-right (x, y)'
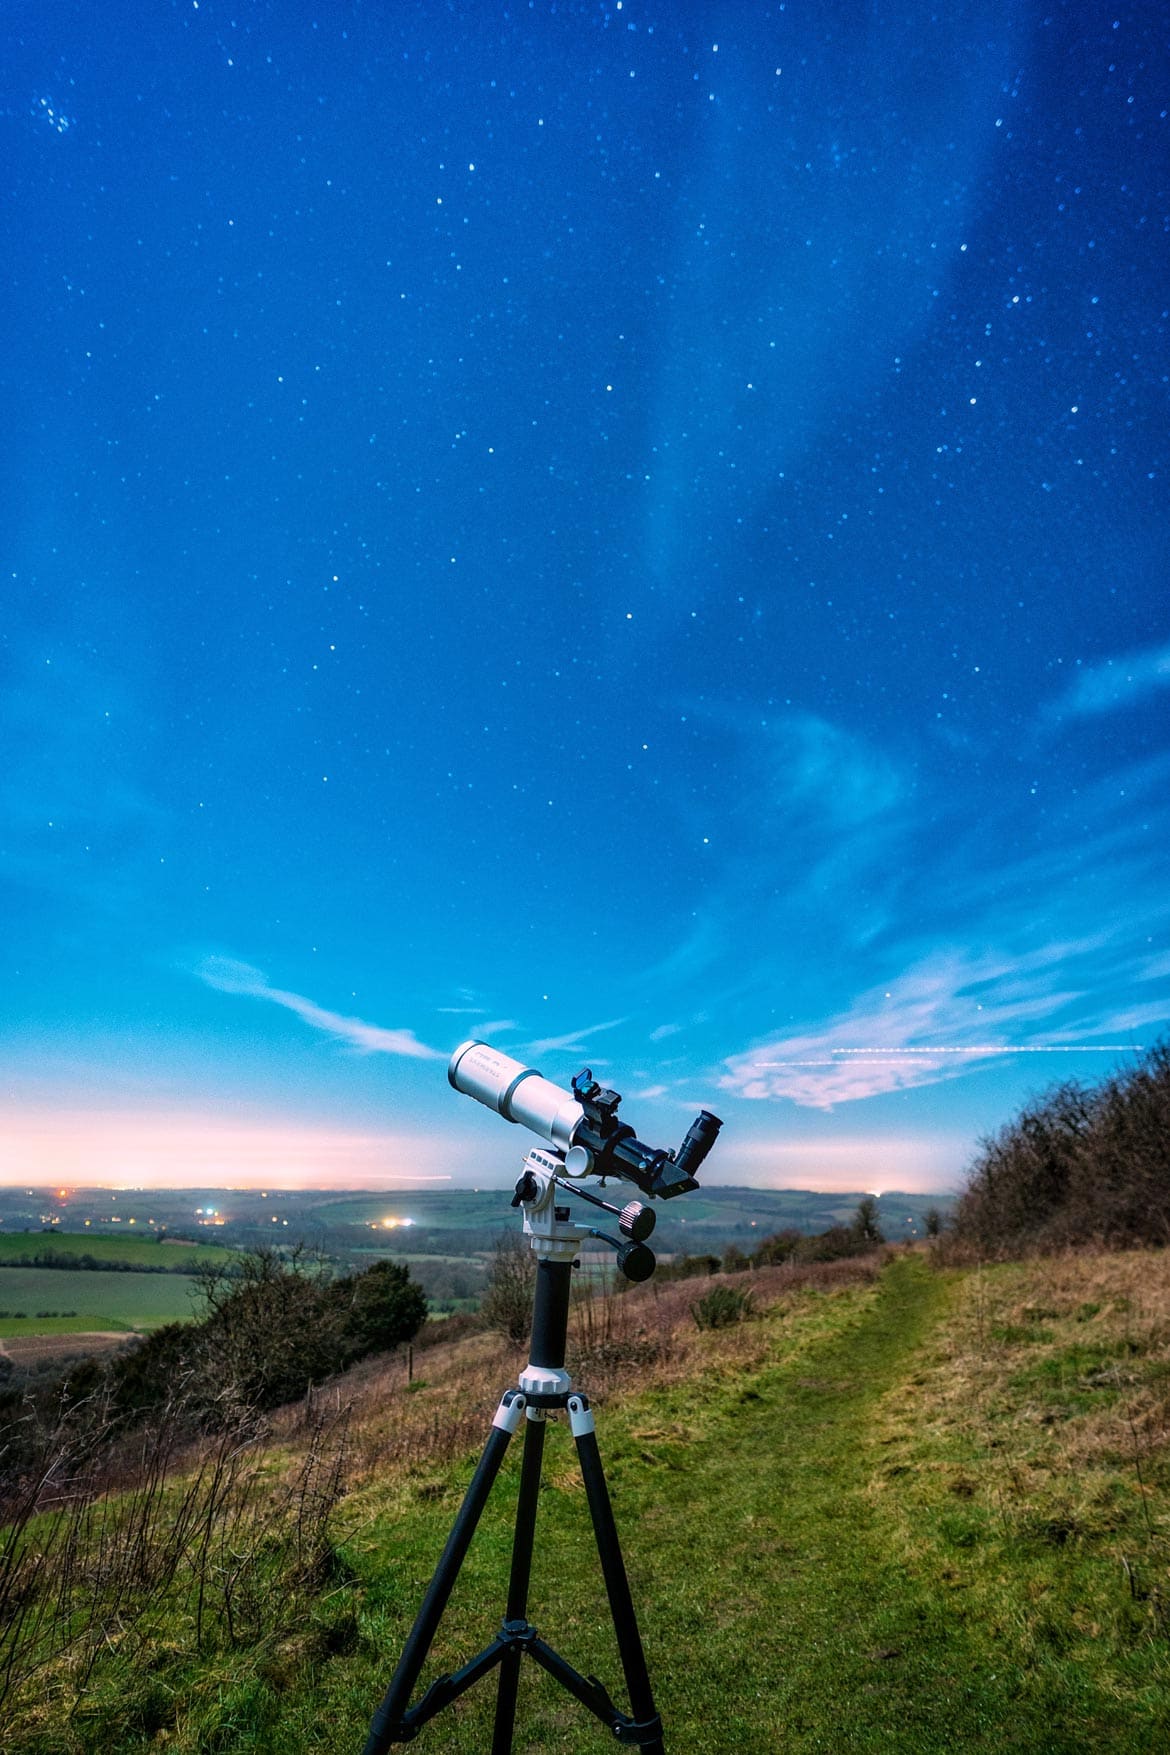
top-left (326, 1255), bottom-right (1164, 1754)
top-left (37, 1256), bottom-right (1168, 1752)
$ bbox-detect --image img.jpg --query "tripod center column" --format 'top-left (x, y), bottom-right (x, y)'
top-left (520, 1255), bottom-right (574, 1400)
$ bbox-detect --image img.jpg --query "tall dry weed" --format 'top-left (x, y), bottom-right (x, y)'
top-left (0, 1393), bottom-right (350, 1735)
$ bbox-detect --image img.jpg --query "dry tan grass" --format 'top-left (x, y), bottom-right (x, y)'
top-left (266, 1254), bottom-right (885, 1498)
top-left (923, 1249), bottom-right (1170, 1460)
top-left (866, 1248), bottom-right (1170, 1589)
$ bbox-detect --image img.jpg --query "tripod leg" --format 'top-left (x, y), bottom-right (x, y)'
top-left (363, 1390), bottom-right (526, 1755)
top-left (491, 1411), bottom-right (547, 1755)
top-left (568, 1395), bottom-right (665, 1755)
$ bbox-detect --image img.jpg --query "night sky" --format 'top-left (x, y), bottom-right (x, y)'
top-left (3, 1), bottom-right (1167, 1193)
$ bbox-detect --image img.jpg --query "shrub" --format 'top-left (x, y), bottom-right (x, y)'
top-left (952, 1042), bottom-right (1170, 1254)
top-left (753, 1229), bottom-right (804, 1266)
top-left (795, 1226), bottom-right (868, 1264)
top-left (194, 1248), bottom-right (349, 1417)
top-left (658, 1253), bottom-right (721, 1283)
top-left (110, 1322), bottom-right (197, 1419)
top-left (479, 1232), bottom-right (536, 1344)
top-left (691, 1285), bottom-right (754, 1330)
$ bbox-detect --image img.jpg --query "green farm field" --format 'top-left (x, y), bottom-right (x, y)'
top-left (0, 1268), bottom-right (203, 1336)
top-left (0, 1232), bottom-right (236, 1271)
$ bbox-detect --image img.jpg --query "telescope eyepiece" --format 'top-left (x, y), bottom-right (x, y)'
top-left (676, 1109), bottom-right (723, 1179)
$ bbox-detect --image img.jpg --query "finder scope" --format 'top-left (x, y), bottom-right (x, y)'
top-left (449, 1039), bottom-right (721, 1200)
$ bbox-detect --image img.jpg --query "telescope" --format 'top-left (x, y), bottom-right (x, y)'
top-left (363, 1040), bottom-right (724, 1754)
top-left (449, 1039), bottom-right (722, 1200)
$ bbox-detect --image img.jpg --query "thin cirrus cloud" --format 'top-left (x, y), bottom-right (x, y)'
top-left (637, 710), bottom-right (911, 997)
top-left (721, 936), bottom-right (1151, 1110)
top-left (197, 957), bottom-right (444, 1060)
top-left (674, 680), bottom-right (1168, 1112)
top-left (1045, 638), bottom-right (1170, 722)
top-left (526, 1017), bottom-right (628, 1057)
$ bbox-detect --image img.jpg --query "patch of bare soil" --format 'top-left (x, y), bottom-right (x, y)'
top-left (0, 1331), bottom-right (137, 1367)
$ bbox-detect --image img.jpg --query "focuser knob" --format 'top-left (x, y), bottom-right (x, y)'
top-left (619, 1200), bottom-right (655, 1243)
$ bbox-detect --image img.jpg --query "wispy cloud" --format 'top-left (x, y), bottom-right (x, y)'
top-left (197, 957), bottom-right (444, 1059)
top-left (1045, 638), bottom-right (1170, 722)
top-left (701, 702), bottom-right (1164, 1102)
top-left (638, 710), bottom-right (913, 995)
top-left (527, 1017), bottom-right (627, 1057)
top-left (721, 934), bottom-right (1152, 1109)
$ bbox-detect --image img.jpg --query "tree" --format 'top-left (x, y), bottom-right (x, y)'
top-left (194, 1246), bottom-right (348, 1418)
top-left (952, 1041), bottom-right (1170, 1253)
top-left (480, 1233), bottom-right (536, 1345)
top-left (853, 1196), bottom-right (884, 1246)
top-left (752, 1228), bottom-right (803, 1266)
top-left (337, 1260), bottom-right (428, 1360)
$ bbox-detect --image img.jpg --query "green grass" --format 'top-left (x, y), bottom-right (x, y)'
top-left (315, 1259), bottom-right (1170, 1752)
top-left (0, 1267), bottom-right (204, 1333)
top-left (6, 1255), bottom-right (1168, 1752)
top-left (0, 1232), bottom-right (236, 1271)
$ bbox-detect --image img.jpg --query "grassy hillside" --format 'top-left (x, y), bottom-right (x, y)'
top-left (3, 1249), bottom-right (1167, 1751)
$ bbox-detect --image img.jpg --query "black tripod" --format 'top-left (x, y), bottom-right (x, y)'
top-left (362, 1152), bottom-right (665, 1753)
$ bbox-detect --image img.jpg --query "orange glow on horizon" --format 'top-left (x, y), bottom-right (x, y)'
top-left (0, 1107), bottom-right (965, 1195)
top-left (0, 1108), bottom-right (459, 1189)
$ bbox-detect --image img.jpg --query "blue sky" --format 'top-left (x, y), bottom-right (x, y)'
top-left (2, 1), bottom-right (1166, 1193)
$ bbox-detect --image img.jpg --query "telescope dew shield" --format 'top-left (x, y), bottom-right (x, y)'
top-left (448, 1040), bottom-right (584, 1153)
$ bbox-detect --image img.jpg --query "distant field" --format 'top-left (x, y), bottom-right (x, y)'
top-left (316, 1187), bottom-right (900, 1237)
top-left (0, 1268), bottom-right (204, 1336)
top-left (320, 1193), bottom-right (501, 1230)
top-left (0, 1232), bottom-right (237, 1271)
top-left (0, 1330), bottom-right (137, 1366)
top-left (345, 1248), bottom-right (489, 1267)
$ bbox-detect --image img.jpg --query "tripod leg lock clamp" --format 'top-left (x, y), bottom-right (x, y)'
top-left (567, 1392), bottom-right (595, 1437)
top-left (492, 1389), bottom-right (527, 1433)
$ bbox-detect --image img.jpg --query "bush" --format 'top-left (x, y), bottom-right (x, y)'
top-left (110, 1322), bottom-right (197, 1419)
top-left (952, 1041), bottom-right (1170, 1254)
top-left (479, 1233), bottom-right (536, 1345)
top-left (691, 1285), bottom-right (754, 1330)
top-left (658, 1253), bottom-right (722, 1283)
top-left (194, 1248), bottom-right (349, 1417)
top-left (752, 1229), bottom-right (804, 1266)
top-left (795, 1226), bottom-right (869, 1264)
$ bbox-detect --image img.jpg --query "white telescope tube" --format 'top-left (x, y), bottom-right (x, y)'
top-left (448, 1040), bottom-right (585, 1152)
